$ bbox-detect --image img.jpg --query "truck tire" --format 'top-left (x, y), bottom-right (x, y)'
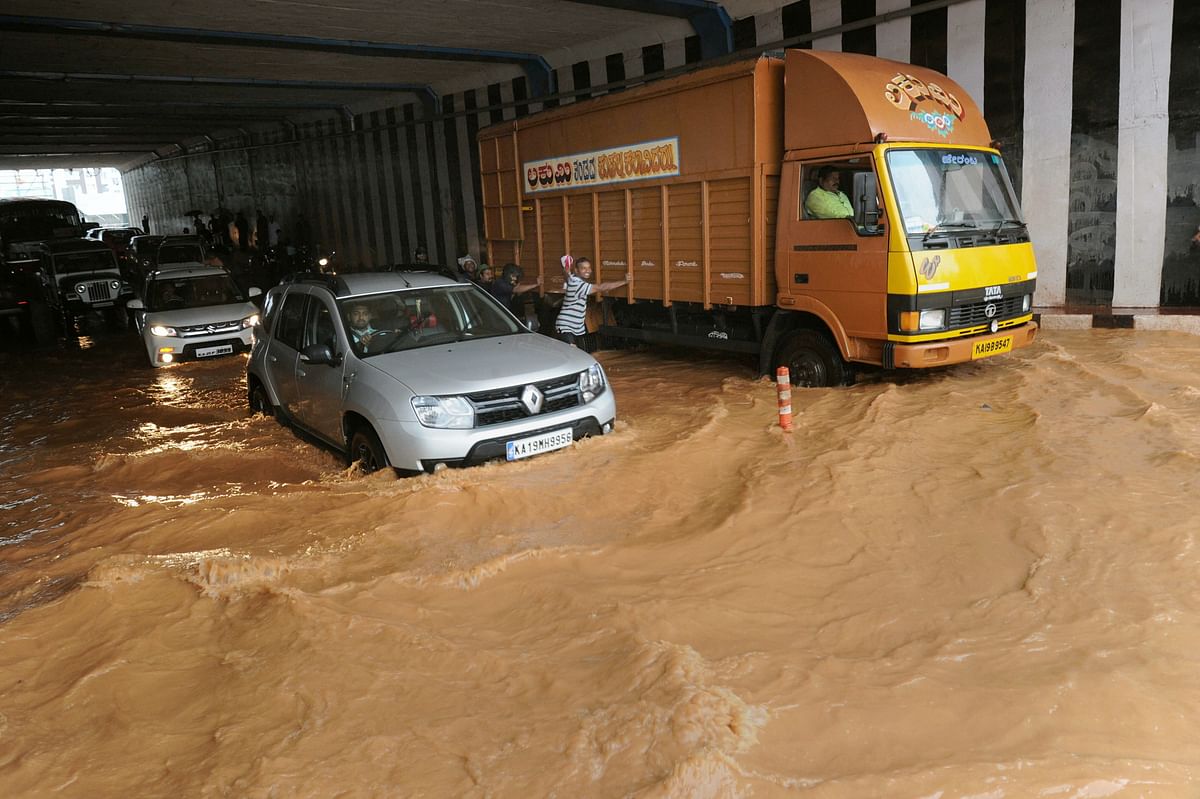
top-left (349, 426), bottom-right (389, 474)
top-left (775, 330), bottom-right (846, 388)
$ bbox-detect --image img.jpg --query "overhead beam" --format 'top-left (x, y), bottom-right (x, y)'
top-left (0, 15), bottom-right (555, 98)
top-left (562, 0), bottom-right (732, 59)
top-left (0, 99), bottom-right (346, 113)
top-left (0, 70), bottom-right (439, 107)
top-left (0, 146), bottom-right (162, 154)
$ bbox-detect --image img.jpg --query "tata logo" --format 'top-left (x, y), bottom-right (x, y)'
top-left (520, 384), bottom-right (544, 415)
top-left (984, 285), bottom-right (1002, 300)
top-left (985, 303), bottom-right (998, 318)
top-left (919, 255), bottom-right (941, 279)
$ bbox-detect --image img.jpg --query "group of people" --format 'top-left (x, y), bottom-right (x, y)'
top-left (455, 253), bottom-right (539, 321)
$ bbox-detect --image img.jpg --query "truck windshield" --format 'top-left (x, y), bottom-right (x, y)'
top-left (54, 250), bottom-right (117, 274)
top-left (0, 203), bottom-right (82, 244)
top-left (885, 149), bottom-right (1023, 237)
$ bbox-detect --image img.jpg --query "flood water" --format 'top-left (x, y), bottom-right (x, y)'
top-left (2, 329), bottom-right (1199, 797)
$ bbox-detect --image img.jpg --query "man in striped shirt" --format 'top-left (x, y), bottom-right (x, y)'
top-left (554, 255), bottom-right (627, 347)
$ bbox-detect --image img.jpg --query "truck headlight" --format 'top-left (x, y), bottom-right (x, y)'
top-left (412, 396), bottom-right (474, 429)
top-left (242, 313), bottom-right (260, 328)
top-left (149, 324), bottom-right (177, 337)
top-left (918, 309), bottom-right (946, 330)
top-left (1022, 294), bottom-right (1031, 313)
top-left (577, 363), bottom-right (606, 402)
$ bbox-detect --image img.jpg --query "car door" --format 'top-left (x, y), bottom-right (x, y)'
top-left (292, 294), bottom-right (348, 445)
top-left (266, 290), bottom-right (308, 415)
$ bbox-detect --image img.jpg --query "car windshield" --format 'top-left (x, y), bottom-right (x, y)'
top-left (158, 244), bottom-right (203, 264)
top-left (338, 284), bottom-right (523, 358)
top-left (148, 274), bottom-right (245, 311)
top-left (886, 148), bottom-right (1023, 235)
top-left (53, 249), bottom-right (117, 274)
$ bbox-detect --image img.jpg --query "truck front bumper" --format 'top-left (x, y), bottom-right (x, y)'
top-left (889, 321), bottom-right (1038, 369)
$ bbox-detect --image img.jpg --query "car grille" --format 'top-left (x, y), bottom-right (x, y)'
top-left (82, 280), bottom-right (117, 303)
top-left (467, 373), bottom-right (582, 427)
top-left (948, 296), bottom-right (1026, 327)
top-left (177, 319), bottom-right (242, 337)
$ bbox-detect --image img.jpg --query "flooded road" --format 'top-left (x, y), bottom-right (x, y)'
top-left (2, 329), bottom-right (1199, 797)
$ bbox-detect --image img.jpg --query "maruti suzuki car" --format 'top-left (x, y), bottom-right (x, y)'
top-left (246, 271), bottom-right (616, 473)
top-left (127, 266), bottom-right (261, 367)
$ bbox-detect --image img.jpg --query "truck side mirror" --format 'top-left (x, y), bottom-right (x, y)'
top-left (853, 172), bottom-right (883, 233)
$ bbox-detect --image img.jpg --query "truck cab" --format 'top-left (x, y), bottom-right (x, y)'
top-left (772, 51), bottom-right (1037, 382)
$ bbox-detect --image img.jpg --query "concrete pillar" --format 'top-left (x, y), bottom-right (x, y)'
top-left (1022, 0), bottom-right (1075, 306)
top-left (947, 0), bottom-right (986, 113)
top-left (1113, 0), bottom-right (1174, 307)
top-left (875, 0), bottom-right (911, 62)
top-left (811, 0), bottom-right (842, 51)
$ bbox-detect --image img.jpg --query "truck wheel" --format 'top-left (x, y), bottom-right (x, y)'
top-left (775, 330), bottom-right (846, 388)
top-left (349, 426), bottom-right (389, 474)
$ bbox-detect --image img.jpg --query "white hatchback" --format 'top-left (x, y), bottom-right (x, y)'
top-left (127, 266), bottom-right (261, 367)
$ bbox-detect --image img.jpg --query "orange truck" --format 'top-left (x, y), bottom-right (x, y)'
top-left (478, 49), bottom-right (1038, 386)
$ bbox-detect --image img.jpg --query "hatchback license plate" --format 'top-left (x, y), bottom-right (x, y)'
top-left (196, 344), bottom-right (234, 358)
top-left (506, 427), bottom-right (573, 461)
top-left (972, 335), bottom-right (1013, 359)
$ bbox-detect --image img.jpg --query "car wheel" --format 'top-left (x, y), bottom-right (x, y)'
top-left (775, 330), bottom-right (847, 388)
top-left (248, 380), bottom-right (275, 418)
top-left (349, 426), bottom-right (389, 474)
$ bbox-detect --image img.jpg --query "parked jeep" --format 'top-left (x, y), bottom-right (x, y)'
top-left (36, 238), bottom-right (135, 333)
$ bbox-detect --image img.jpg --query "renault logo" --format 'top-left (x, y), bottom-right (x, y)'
top-left (984, 303), bottom-right (997, 318)
top-left (520, 384), bottom-right (544, 415)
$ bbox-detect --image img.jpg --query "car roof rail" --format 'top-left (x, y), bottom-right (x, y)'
top-left (281, 271), bottom-right (348, 295)
top-left (385, 263), bottom-right (464, 282)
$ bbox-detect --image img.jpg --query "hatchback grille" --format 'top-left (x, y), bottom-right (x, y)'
top-left (83, 280), bottom-right (116, 303)
top-left (467, 373), bottom-right (582, 427)
top-left (948, 296), bottom-right (1026, 327)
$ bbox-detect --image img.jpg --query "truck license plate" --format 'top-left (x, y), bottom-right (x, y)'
top-left (972, 335), bottom-right (1013, 360)
top-left (505, 427), bottom-right (573, 461)
top-left (196, 344), bottom-right (234, 358)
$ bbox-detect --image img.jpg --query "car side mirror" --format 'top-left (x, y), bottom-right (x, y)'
top-left (300, 343), bottom-right (341, 366)
top-left (248, 287), bottom-right (262, 298)
top-left (126, 298), bottom-right (144, 310)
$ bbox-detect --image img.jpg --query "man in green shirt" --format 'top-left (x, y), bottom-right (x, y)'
top-left (805, 165), bottom-right (854, 219)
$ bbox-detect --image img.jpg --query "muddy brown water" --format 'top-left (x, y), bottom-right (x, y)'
top-left (1, 329), bottom-right (1199, 797)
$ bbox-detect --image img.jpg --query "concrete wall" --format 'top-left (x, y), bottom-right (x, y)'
top-left (123, 0), bottom-right (1199, 308)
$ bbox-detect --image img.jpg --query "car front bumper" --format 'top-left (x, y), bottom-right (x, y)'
top-left (374, 390), bottom-right (618, 471)
top-left (143, 328), bottom-right (253, 367)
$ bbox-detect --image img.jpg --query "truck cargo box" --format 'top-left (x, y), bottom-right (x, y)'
top-left (479, 58), bottom-right (784, 309)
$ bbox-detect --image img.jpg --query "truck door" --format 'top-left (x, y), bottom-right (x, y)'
top-left (783, 158), bottom-right (889, 342)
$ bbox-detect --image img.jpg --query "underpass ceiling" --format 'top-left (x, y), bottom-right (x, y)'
top-left (0, 0), bottom-right (740, 170)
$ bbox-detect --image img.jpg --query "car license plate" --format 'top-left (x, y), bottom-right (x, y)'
top-left (196, 344), bottom-right (234, 358)
top-left (92, 302), bottom-right (114, 309)
top-left (505, 427), bottom-right (574, 461)
top-left (972, 335), bottom-right (1013, 360)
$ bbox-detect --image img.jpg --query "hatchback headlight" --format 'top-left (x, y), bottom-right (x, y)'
top-left (578, 363), bottom-right (606, 402)
top-left (919, 309), bottom-right (946, 330)
top-left (149, 324), bottom-right (177, 337)
top-left (412, 396), bottom-right (474, 429)
top-left (242, 313), bottom-right (260, 328)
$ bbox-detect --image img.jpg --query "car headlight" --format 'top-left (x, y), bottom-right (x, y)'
top-left (412, 396), bottom-right (474, 429)
top-left (578, 363), bottom-right (606, 402)
top-left (75, 283), bottom-right (86, 294)
top-left (242, 313), bottom-right (260, 328)
top-left (149, 324), bottom-right (177, 337)
top-left (1022, 294), bottom-right (1031, 313)
top-left (109, 280), bottom-right (121, 290)
top-left (919, 309), bottom-right (946, 330)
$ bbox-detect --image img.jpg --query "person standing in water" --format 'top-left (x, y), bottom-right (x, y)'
top-left (554, 254), bottom-right (626, 347)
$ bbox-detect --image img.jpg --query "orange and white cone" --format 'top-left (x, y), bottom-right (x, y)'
top-left (776, 367), bottom-right (793, 432)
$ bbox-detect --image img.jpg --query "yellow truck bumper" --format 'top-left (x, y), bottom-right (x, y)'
top-left (890, 321), bottom-right (1038, 369)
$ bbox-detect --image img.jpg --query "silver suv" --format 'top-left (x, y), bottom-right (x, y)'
top-left (246, 271), bottom-right (616, 473)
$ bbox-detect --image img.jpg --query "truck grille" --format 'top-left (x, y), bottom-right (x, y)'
top-left (949, 296), bottom-right (1026, 327)
top-left (82, 280), bottom-right (117, 303)
top-left (177, 319), bottom-right (242, 337)
top-left (467, 373), bottom-right (582, 427)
